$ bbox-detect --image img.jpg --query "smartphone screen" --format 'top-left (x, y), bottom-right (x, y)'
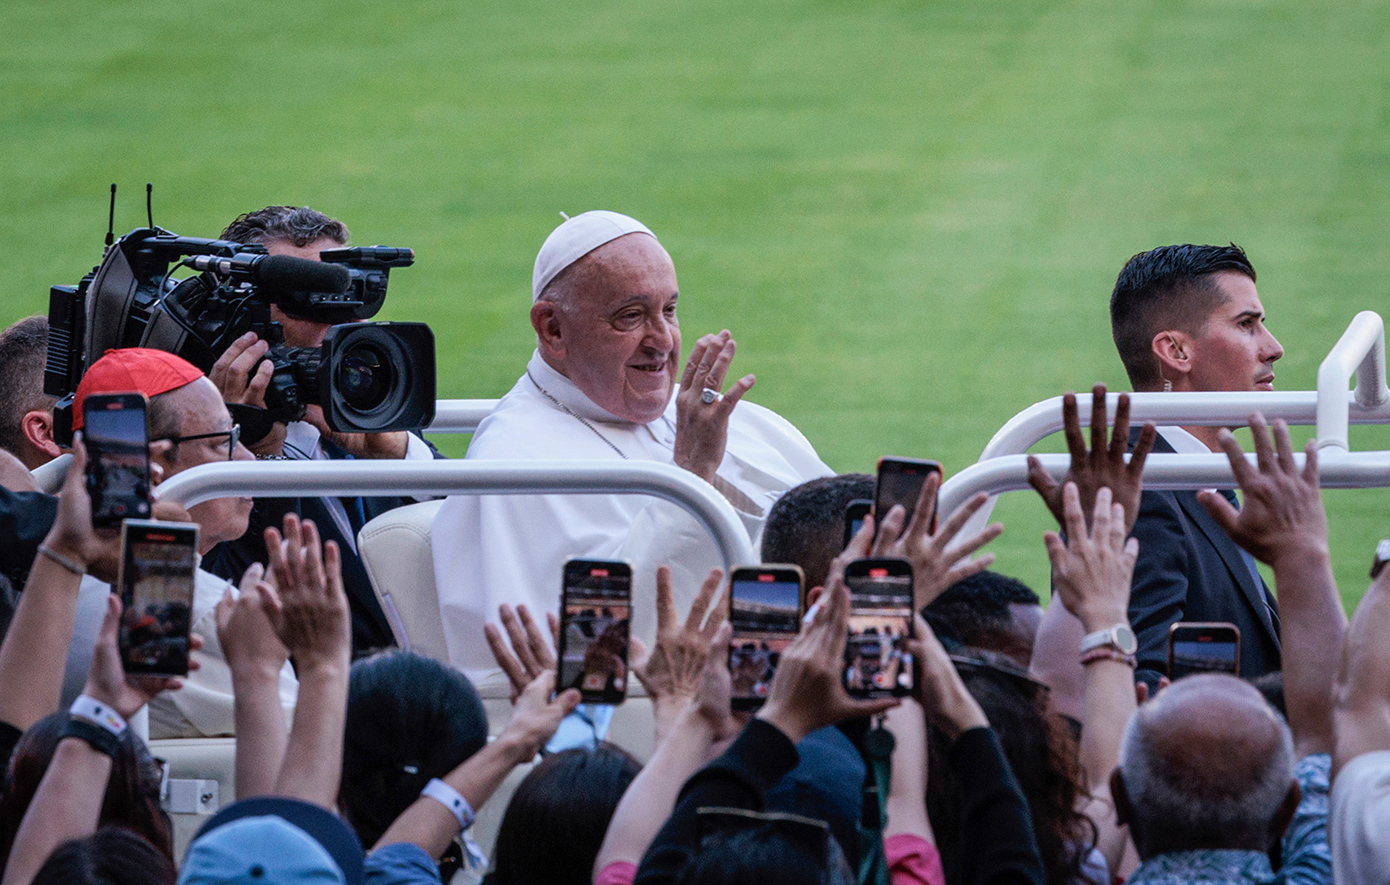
top-left (1167, 622), bottom-right (1240, 680)
top-left (874, 458), bottom-right (942, 535)
top-left (843, 499), bottom-right (872, 549)
top-left (844, 559), bottom-right (915, 698)
top-left (728, 566), bottom-right (804, 711)
top-left (117, 520), bottom-right (198, 677)
top-left (83, 393), bottom-right (152, 527)
top-left (557, 559), bottom-right (632, 705)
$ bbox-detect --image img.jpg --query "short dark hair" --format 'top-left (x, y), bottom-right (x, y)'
top-left (221, 206), bottom-right (350, 248)
top-left (923, 571), bottom-right (1040, 650)
top-left (340, 651), bottom-right (489, 848)
top-left (1110, 244), bottom-right (1256, 389)
top-left (761, 474), bottom-right (875, 589)
top-left (32, 827), bottom-right (175, 885)
top-left (487, 744), bottom-right (641, 885)
top-left (0, 315), bottom-right (53, 457)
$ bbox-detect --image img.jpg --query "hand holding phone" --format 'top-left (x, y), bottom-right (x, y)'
top-left (557, 559), bottom-right (633, 705)
top-left (118, 520), bottom-right (199, 677)
top-left (728, 565), bottom-right (804, 710)
top-left (843, 558), bottom-right (916, 698)
top-left (83, 393), bottom-right (152, 527)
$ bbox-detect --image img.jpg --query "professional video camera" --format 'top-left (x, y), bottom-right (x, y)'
top-left (46, 220), bottom-right (436, 443)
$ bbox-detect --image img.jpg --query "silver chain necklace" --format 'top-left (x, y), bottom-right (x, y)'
top-left (527, 370), bottom-right (629, 460)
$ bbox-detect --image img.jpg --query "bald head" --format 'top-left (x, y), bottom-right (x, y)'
top-left (1117, 674), bottom-right (1296, 856)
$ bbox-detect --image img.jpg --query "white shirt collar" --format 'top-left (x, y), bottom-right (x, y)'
top-left (525, 350), bottom-right (673, 427)
top-left (1156, 425), bottom-right (1214, 455)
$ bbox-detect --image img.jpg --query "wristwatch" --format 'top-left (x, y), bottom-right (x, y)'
top-left (1079, 624), bottom-right (1138, 656)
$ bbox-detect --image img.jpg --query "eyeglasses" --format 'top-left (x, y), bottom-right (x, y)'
top-left (160, 425), bottom-right (241, 460)
top-left (949, 651), bottom-right (1052, 700)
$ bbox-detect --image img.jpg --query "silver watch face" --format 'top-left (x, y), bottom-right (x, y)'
top-left (1113, 624), bottom-right (1138, 656)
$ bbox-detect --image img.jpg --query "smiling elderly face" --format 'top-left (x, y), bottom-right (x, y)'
top-left (538, 233), bottom-right (682, 424)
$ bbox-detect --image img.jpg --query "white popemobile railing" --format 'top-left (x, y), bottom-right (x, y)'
top-left (426, 398), bottom-right (499, 433)
top-left (941, 310), bottom-right (1390, 517)
top-left (153, 459), bottom-right (756, 572)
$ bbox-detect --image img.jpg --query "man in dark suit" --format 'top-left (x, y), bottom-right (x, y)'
top-left (1110, 243), bottom-right (1285, 685)
top-left (202, 206), bottom-right (443, 654)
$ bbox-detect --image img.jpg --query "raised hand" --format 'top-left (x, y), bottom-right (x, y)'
top-left (906, 613), bottom-right (987, 741)
top-left (674, 331), bottom-right (756, 483)
top-left (1198, 414), bottom-right (1327, 567)
top-left (216, 563), bottom-right (290, 677)
top-left (1028, 384), bottom-right (1155, 533)
top-left (1043, 484), bottom-right (1138, 632)
top-left (633, 567), bottom-right (727, 705)
top-left (498, 671), bottom-right (582, 761)
top-left (873, 472), bottom-right (1003, 612)
top-left (261, 514), bottom-right (351, 673)
top-left (485, 603), bottom-right (560, 703)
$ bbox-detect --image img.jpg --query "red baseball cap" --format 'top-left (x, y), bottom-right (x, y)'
top-left (73, 348), bottom-right (204, 430)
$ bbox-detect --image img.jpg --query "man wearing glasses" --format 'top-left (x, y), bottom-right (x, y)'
top-left (69, 348), bottom-right (297, 738)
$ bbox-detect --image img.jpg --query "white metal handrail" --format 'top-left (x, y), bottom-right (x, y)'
top-left (153, 459), bottom-right (756, 572)
top-left (1317, 310), bottom-right (1390, 451)
top-left (426, 399), bottom-right (501, 433)
top-left (939, 449), bottom-right (1390, 517)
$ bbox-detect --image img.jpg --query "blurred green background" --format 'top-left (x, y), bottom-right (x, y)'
top-left (3, 0), bottom-right (1388, 607)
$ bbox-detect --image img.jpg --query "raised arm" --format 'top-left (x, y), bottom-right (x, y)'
top-left (1198, 415), bottom-right (1343, 757)
top-left (261, 515), bottom-right (353, 808)
top-left (0, 441), bottom-right (112, 731)
top-left (1333, 555), bottom-right (1390, 775)
top-left (1042, 483), bottom-right (1139, 875)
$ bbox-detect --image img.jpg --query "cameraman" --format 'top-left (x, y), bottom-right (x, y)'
top-left (201, 206), bottom-right (443, 655)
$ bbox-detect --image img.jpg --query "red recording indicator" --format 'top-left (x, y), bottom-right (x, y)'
top-left (591, 569), bottom-right (609, 577)
top-left (869, 568), bottom-right (888, 578)
top-left (757, 574), bottom-right (775, 582)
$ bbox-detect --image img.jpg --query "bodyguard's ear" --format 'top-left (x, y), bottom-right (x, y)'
top-left (1152, 330), bottom-right (1193, 379)
top-left (531, 300), bottom-right (566, 361)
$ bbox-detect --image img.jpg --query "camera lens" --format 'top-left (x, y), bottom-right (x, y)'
top-left (337, 344), bottom-right (394, 410)
top-left (320, 322), bottom-right (435, 433)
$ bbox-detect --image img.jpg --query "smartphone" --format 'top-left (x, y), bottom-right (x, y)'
top-left (843, 558), bottom-right (915, 698)
top-left (843, 499), bottom-right (873, 548)
top-left (1371, 539), bottom-right (1390, 578)
top-left (557, 559), bottom-right (633, 705)
top-left (82, 393), bottom-right (152, 527)
top-left (1167, 622), bottom-right (1240, 680)
top-left (874, 457), bottom-right (942, 536)
top-left (117, 520), bottom-right (198, 677)
top-left (728, 565), bottom-right (805, 711)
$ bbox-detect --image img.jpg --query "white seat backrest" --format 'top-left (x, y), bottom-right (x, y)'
top-left (359, 499), bottom-right (450, 660)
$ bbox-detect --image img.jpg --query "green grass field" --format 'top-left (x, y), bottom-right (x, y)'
top-left (3, 0), bottom-right (1389, 609)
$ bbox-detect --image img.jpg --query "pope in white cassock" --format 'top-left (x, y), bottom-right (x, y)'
top-left (431, 211), bottom-right (833, 678)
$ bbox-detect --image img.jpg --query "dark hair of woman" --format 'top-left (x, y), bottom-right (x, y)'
top-left (926, 657), bottom-right (1099, 885)
top-left (31, 827), bottom-right (176, 885)
top-left (0, 713), bottom-right (171, 869)
top-left (674, 812), bottom-right (856, 885)
top-left (340, 650), bottom-right (489, 849)
top-left (485, 742), bottom-right (642, 885)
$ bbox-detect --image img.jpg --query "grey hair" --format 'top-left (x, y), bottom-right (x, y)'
top-left (1118, 699), bottom-right (1294, 854)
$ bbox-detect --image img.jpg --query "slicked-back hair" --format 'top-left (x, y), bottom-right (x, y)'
top-left (761, 474), bottom-right (875, 590)
top-left (221, 206), bottom-right (349, 248)
top-left (0, 315), bottom-right (53, 457)
top-left (1110, 244), bottom-right (1256, 390)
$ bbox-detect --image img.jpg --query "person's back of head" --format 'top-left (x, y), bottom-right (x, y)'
top-left (923, 571), bottom-right (1042, 666)
top-left (926, 658), bottom-right (1094, 885)
top-left (340, 650), bottom-right (488, 847)
top-left (1115, 673), bottom-right (1297, 858)
top-left (487, 743), bottom-right (641, 885)
top-left (1109, 243), bottom-right (1256, 390)
top-left (32, 827), bottom-right (175, 885)
top-left (0, 713), bottom-right (171, 869)
top-left (761, 474), bottom-right (874, 589)
top-left (0, 315), bottom-right (58, 470)
top-left (221, 206), bottom-right (350, 248)
top-left (673, 812), bottom-right (855, 885)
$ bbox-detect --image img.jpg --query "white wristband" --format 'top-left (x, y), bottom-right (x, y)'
top-left (69, 695), bottom-right (128, 737)
top-left (421, 778), bottom-right (475, 831)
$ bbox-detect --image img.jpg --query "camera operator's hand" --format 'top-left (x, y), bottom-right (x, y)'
top-left (305, 405), bottom-right (408, 460)
top-left (210, 332), bottom-right (287, 456)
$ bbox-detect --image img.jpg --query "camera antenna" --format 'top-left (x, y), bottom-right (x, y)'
top-left (146, 183), bottom-right (154, 230)
top-left (105, 183), bottom-right (117, 247)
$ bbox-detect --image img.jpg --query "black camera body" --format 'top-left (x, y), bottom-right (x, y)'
top-left (46, 228), bottom-right (435, 442)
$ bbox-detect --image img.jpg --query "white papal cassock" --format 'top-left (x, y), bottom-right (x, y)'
top-left (430, 350), bottom-right (833, 679)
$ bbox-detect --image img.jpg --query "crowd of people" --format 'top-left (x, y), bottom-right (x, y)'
top-left (0, 205), bottom-right (1386, 884)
